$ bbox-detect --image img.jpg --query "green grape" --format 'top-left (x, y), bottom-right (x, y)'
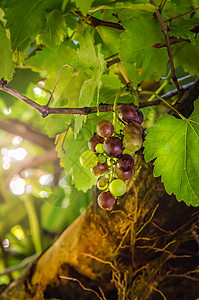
top-left (97, 179), bottom-right (108, 190)
top-left (122, 149), bottom-right (135, 156)
top-left (123, 133), bottom-right (143, 153)
top-left (96, 143), bottom-right (104, 153)
top-left (79, 150), bottom-right (98, 169)
top-left (109, 179), bottom-right (126, 197)
top-left (98, 154), bottom-right (107, 164)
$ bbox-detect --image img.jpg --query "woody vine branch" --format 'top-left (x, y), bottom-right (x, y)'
top-left (0, 78), bottom-right (198, 118)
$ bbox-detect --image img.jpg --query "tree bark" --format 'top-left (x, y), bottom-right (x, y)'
top-left (1, 154), bottom-right (198, 300)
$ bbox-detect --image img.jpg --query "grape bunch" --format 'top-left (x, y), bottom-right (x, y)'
top-left (79, 105), bottom-right (143, 211)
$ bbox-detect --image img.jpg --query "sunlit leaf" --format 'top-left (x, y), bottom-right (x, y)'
top-left (0, 24), bottom-right (14, 81)
top-left (144, 100), bottom-right (199, 207)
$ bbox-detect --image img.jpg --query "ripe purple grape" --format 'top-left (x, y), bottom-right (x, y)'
top-left (103, 136), bottom-right (123, 158)
top-left (97, 191), bottom-right (115, 210)
top-left (97, 120), bottom-right (114, 138)
top-left (115, 165), bottom-right (133, 181)
top-left (117, 154), bottom-right (134, 172)
top-left (134, 109), bottom-right (143, 124)
top-left (88, 134), bottom-right (104, 152)
top-left (92, 162), bottom-right (108, 176)
top-left (119, 105), bottom-right (143, 124)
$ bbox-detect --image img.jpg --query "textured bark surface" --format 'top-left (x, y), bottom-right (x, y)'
top-left (1, 154), bottom-right (199, 300)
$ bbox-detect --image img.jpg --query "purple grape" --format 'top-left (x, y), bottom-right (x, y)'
top-left (103, 136), bottom-right (123, 158)
top-left (115, 165), bottom-right (133, 181)
top-left (97, 191), bottom-right (115, 210)
top-left (92, 162), bottom-right (108, 176)
top-left (117, 154), bottom-right (134, 172)
top-left (97, 120), bottom-right (114, 138)
top-left (119, 105), bottom-right (143, 124)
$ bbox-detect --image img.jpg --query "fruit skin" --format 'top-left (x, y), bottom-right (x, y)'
top-left (92, 162), bottom-right (108, 176)
top-left (97, 120), bottom-right (114, 138)
top-left (123, 133), bottom-right (143, 153)
top-left (115, 165), bottom-right (133, 181)
top-left (88, 135), bottom-right (104, 152)
top-left (119, 105), bottom-right (143, 124)
top-left (103, 136), bottom-right (123, 158)
top-left (123, 123), bottom-right (142, 136)
top-left (109, 179), bottom-right (126, 197)
top-left (98, 154), bottom-right (106, 164)
top-left (97, 179), bottom-right (108, 190)
top-left (97, 191), bottom-right (115, 210)
top-left (79, 150), bottom-right (98, 169)
top-left (134, 109), bottom-right (143, 125)
top-left (117, 154), bottom-right (134, 172)
top-left (95, 143), bottom-right (104, 153)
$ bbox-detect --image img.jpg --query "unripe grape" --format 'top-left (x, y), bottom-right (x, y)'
top-left (80, 150), bottom-right (98, 169)
top-left (123, 133), bottom-right (143, 153)
top-left (98, 154), bottom-right (106, 164)
top-left (92, 162), bottom-right (108, 176)
top-left (103, 136), bottom-right (123, 158)
top-left (115, 165), bottom-right (133, 181)
top-left (97, 179), bottom-right (108, 190)
top-left (123, 123), bottom-right (142, 136)
top-left (88, 135), bottom-right (104, 152)
top-left (117, 154), bottom-right (134, 172)
top-left (109, 179), bottom-right (126, 197)
top-left (95, 143), bottom-right (104, 153)
top-left (97, 191), bottom-right (115, 210)
top-left (97, 120), bottom-right (114, 138)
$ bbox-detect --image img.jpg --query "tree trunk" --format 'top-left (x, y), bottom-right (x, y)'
top-left (0, 154), bottom-right (199, 300)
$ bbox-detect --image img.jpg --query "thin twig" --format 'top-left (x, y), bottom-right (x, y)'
top-left (59, 276), bottom-right (103, 300)
top-left (45, 64), bottom-right (76, 107)
top-left (150, 0), bottom-right (181, 94)
top-left (166, 7), bottom-right (199, 22)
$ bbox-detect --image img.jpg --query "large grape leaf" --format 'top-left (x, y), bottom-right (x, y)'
top-left (120, 16), bottom-right (168, 80)
top-left (144, 100), bottom-right (199, 207)
top-left (173, 43), bottom-right (199, 76)
top-left (0, 24), bottom-right (14, 81)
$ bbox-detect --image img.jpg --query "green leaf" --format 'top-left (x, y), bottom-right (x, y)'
top-left (120, 16), bottom-right (168, 80)
top-left (72, 0), bottom-right (95, 15)
top-left (173, 43), bottom-right (199, 76)
top-left (44, 115), bottom-right (72, 138)
top-left (26, 43), bottom-right (79, 103)
top-left (44, 186), bottom-right (65, 207)
top-left (39, 10), bottom-right (66, 49)
top-left (74, 31), bottom-right (106, 135)
top-left (4, 0), bottom-right (62, 50)
top-left (56, 131), bottom-right (97, 192)
top-left (144, 100), bottom-right (199, 207)
top-left (169, 19), bottom-right (199, 45)
top-left (0, 24), bottom-right (14, 81)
